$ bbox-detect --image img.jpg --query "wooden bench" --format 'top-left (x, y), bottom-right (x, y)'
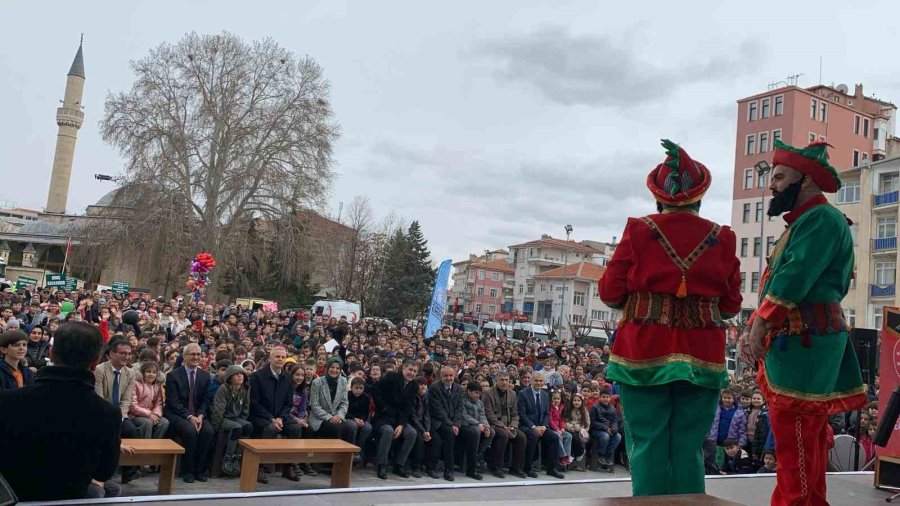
top-left (119, 438), bottom-right (185, 495)
top-left (238, 439), bottom-right (360, 492)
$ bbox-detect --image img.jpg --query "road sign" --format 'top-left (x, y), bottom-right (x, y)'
top-left (45, 273), bottom-right (66, 287)
top-left (111, 281), bottom-right (130, 294)
top-left (64, 277), bottom-right (77, 290)
top-left (16, 276), bottom-right (37, 291)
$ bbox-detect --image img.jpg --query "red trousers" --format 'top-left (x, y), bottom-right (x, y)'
top-left (769, 405), bottom-right (830, 506)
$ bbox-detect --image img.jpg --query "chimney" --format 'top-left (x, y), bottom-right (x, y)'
top-left (855, 83), bottom-right (864, 99)
top-left (541, 234), bottom-right (551, 240)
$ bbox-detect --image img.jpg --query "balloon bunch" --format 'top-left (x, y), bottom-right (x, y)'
top-left (262, 301), bottom-right (279, 313)
top-left (185, 252), bottom-right (216, 302)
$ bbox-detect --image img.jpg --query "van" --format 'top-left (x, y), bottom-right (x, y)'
top-left (511, 322), bottom-right (553, 342)
top-left (481, 321), bottom-right (513, 339)
top-left (311, 300), bottom-right (362, 323)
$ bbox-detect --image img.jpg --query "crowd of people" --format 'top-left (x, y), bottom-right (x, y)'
top-left (0, 287), bottom-right (629, 501)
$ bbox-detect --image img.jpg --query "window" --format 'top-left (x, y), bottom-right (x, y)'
top-left (742, 203), bottom-right (751, 223)
top-left (845, 308), bottom-right (856, 328)
top-left (809, 132), bottom-right (817, 143)
top-left (743, 169), bottom-right (753, 189)
top-left (475, 303), bottom-right (482, 314)
top-left (759, 132), bottom-right (769, 153)
top-left (539, 284), bottom-right (545, 292)
top-left (855, 115), bottom-right (861, 135)
top-left (853, 150), bottom-right (860, 167)
top-left (478, 269), bottom-right (485, 280)
top-left (740, 273), bottom-right (747, 292)
top-left (574, 291), bottom-right (585, 306)
top-left (875, 261), bottom-right (896, 285)
top-left (820, 102), bottom-right (827, 122)
top-left (755, 201), bottom-right (763, 222)
top-left (757, 171), bottom-right (767, 188)
top-left (477, 287), bottom-right (484, 296)
top-left (753, 237), bottom-right (762, 257)
top-left (761, 97), bottom-right (770, 118)
top-left (526, 281), bottom-right (534, 294)
top-left (740, 238), bottom-right (748, 257)
top-left (751, 272), bottom-right (760, 292)
top-left (850, 223), bottom-right (859, 246)
top-left (877, 216), bottom-right (897, 239)
top-left (810, 98), bottom-right (817, 118)
top-left (518, 285), bottom-right (523, 294)
top-left (745, 134), bottom-right (756, 155)
top-left (837, 180), bottom-right (860, 204)
top-left (489, 288), bottom-right (498, 298)
top-left (766, 236), bottom-right (775, 256)
top-left (491, 272), bottom-right (500, 281)
top-left (774, 95), bottom-right (784, 116)
top-left (529, 248), bottom-right (536, 258)
top-left (875, 127), bottom-right (881, 141)
top-left (864, 118), bottom-right (870, 137)
top-left (772, 129), bottom-right (782, 144)
top-left (748, 101), bottom-right (758, 121)
top-left (880, 173), bottom-right (900, 193)
top-left (874, 308), bottom-right (884, 331)
top-left (488, 305), bottom-right (496, 314)
top-left (591, 310), bottom-right (609, 321)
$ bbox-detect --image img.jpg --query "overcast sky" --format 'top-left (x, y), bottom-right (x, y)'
top-left (1, 1), bottom-right (898, 265)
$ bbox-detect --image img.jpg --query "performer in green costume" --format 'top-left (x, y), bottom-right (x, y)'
top-left (743, 140), bottom-right (866, 506)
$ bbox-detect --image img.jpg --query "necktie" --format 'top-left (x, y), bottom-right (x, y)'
top-left (111, 370), bottom-right (120, 407)
top-left (535, 391), bottom-right (541, 416)
top-left (188, 369), bottom-right (196, 415)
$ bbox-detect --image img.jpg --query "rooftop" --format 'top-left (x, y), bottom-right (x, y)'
top-left (534, 261), bottom-right (605, 281)
top-left (510, 236), bottom-right (601, 255)
top-left (68, 39), bottom-right (84, 79)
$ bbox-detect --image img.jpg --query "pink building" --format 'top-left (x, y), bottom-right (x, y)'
top-left (731, 82), bottom-right (896, 318)
top-left (451, 252), bottom-right (515, 321)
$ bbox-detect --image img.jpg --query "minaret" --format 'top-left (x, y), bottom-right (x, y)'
top-left (45, 37), bottom-right (85, 215)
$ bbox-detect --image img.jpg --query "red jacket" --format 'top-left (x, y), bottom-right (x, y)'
top-left (600, 211), bottom-right (742, 388)
top-left (549, 403), bottom-right (565, 432)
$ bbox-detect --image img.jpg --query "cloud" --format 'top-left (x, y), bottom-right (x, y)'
top-left (474, 27), bottom-right (764, 108)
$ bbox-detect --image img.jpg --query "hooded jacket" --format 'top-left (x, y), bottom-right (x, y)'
top-left (211, 365), bottom-right (250, 431)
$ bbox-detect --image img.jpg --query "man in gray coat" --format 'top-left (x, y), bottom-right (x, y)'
top-left (483, 371), bottom-right (527, 478)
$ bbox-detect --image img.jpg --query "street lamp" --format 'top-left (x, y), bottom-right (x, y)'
top-left (561, 225), bottom-right (573, 341)
top-left (754, 161), bottom-right (772, 298)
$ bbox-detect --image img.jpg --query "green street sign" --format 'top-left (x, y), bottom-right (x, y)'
top-left (16, 276), bottom-right (37, 291)
top-left (64, 277), bottom-right (77, 290)
top-left (111, 281), bottom-right (130, 294)
top-left (45, 273), bottom-right (66, 287)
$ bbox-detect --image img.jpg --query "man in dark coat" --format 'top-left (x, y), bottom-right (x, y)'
top-left (0, 322), bottom-right (121, 501)
top-left (249, 346), bottom-right (301, 483)
top-left (426, 365), bottom-right (463, 481)
top-left (164, 342), bottom-right (214, 483)
top-left (372, 359), bottom-right (419, 479)
top-left (517, 371), bottom-right (563, 479)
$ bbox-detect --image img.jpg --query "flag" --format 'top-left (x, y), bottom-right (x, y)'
top-left (424, 259), bottom-right (452, 339)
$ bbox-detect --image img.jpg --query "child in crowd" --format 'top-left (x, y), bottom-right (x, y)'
top-left (744, 390), bottom-right (769, 462)
top-left (563, 392), bottom-right (591, 462)
top-left (589, 388), bottom-right (622, 471)
top-left (129, 362), bottom-right (169, 439)
top-left (757, 450), bottom-right (777, 474)
top-left (207, 359), bottom-right (233, 406)
top-left (210, 365), bottom-right (252, 477)
top-left (861, 421), bottom-right (877, 463)
top-left (584, 385), bottom-right (600, 411)
top-left (739, 389), bottom-right (752, 410)
top-left (549, 390), bottom-right (573, 467)
top-left (286, 363), bottom-right (316, 476)
top-left (348, 376), bottom-right (373, 464)
top-left (704, 388), bottom-right (746, 474)
top-left (720, 439), bottom-right (755, 475)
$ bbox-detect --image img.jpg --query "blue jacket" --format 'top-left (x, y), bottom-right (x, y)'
top-left (0, 360), bottom-right (35, 391)
top-left (707, 404), bottom-right (747, 446)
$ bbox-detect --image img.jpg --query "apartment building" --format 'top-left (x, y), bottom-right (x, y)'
top-left (449, 250), bottom-right (513, 321)
top-left (508, 235), bottom-right (602, 321)
top-left (830, 155), bottom-right (900, 330)
top-left (731, 82), bottom-right (897, 320)
top-left (532, 262), bottom-right (619, 340)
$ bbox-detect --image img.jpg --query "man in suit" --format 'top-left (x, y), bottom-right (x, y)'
top-left (517, 371), bottom-right (564, 479)
top-left (372, 358), bottom-right (419, 479)
top-left (164, 342), bottom-right (214, 483)
top-left (249, 346), bottom-right (301, 483)
top-left (483, 371), bottom-right (527, 478)
top-left (0, 322), bottom-right (121, 501)
top-left (426, 365), bottom-right (463, 481)
top-left (94, 338), bottom-right (140, 483)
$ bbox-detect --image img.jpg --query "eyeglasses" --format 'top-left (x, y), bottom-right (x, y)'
top-left (185, 352), bottom-right (202, 357)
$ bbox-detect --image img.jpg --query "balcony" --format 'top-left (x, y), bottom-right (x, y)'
top-left (873, 236), bottom-right (898, 254)
top-left (870, 283), bottom-right (896, 298)
top-left (530, 256), bottom-right (566, 267)
top-left (873, 190), bottom-right (899, 207)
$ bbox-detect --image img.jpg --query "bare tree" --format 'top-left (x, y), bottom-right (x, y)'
top-left (96, 31), bottom-right (338, 296)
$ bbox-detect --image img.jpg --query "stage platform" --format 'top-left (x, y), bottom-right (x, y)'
top-left (22, 472), bottom-right (890, 506)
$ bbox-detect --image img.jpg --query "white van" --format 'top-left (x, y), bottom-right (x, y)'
top-left (481, 321), bottom-right (513, 338)
top-left (511, 322), bottom-right (553, 341)
top-left (311, 300), bottom-right (361, 323)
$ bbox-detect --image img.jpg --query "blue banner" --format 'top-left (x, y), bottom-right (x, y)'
top-left (425, 259), bottom-right (452, 339)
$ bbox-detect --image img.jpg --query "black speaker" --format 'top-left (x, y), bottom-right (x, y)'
top-left (851, 328), bottom-right (879, 384)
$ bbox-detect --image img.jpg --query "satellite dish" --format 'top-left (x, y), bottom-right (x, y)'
top-left (836, 84), bottom-right (849, 94)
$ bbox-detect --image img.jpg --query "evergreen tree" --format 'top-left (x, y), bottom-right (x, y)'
top-left (405, 221), bottom-right (436, 319)
top-left (379, 229), bottom-right (412, 322)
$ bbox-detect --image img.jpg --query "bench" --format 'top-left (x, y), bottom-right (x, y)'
top-left (238, 439), bottom-right (360, 492)
top-left (119, 438), bottom-right (185, 495)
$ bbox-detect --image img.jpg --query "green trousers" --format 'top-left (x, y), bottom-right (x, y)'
top-left (619, 381), bottom-right (719, 496)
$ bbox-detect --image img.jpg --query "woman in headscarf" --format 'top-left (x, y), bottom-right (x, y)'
top-left (308, 356), bottom-right (357, 444)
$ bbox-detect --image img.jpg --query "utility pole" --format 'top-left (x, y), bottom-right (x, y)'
top-left (561, 225), bottom-right (573, 342)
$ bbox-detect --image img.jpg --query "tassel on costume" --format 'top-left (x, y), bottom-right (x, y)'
top-left (676, 275), bottom-right (687, 298)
